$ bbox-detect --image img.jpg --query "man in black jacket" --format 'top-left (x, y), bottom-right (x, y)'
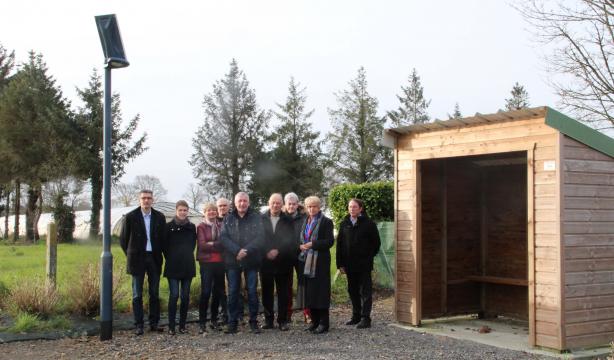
top-left (119, 189), bottom-right (167, 335)
top-left (220, 192), bottom-right (264, 334)
top-left (336, 198), bottom-right (381, 329)
top-left (260, 193), bottom-right (296, 331)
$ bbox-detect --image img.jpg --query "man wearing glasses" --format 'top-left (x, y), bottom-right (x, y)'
top-left (120, 189), bottom-right (167, 335)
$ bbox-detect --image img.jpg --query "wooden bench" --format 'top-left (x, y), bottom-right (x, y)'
top-left (466, 275), bottom-right (528, 286)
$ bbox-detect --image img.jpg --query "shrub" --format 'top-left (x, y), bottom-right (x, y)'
top-left (8, 313), bottom-right (71, 333)
top-left (10, 312), bottom-right (41, 333)
top-left (66, 263), bottom-right (128, 316)
top-left (0, 280), bottom-right (9, 309)
top-left (327, 181), bottom-right (393, 227)
top-left (7, 279), bottom-right (60, 318)
top-left (52, 193), bottom-right (76, 243)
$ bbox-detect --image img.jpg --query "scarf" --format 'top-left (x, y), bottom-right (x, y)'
top-left (173, 216), bottom-right (189, 226)
top-left (203, 217), bottom-right (218, 241)
top-left (299, 212), bottom-right (322, 278)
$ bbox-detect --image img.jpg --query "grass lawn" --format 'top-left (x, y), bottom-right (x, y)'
top-left (0, 238), bottom-right (350, 315)
top-left (0, 239), bottom-right (139, 313)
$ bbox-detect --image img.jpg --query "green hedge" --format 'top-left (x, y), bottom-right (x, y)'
top-left (327, 181), bottom-right (393, 227)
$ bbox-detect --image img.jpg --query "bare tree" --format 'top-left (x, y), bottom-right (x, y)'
top-left (132, 175), bottom-right (168, 202)
top-left (43, 177), bottom-right (87, 209)
top-left (112, 182), bottom-right (138, 207)
top-left (183, 183), bottom-right (206, 210)
top-left (516, 0), bottom-right (614, 129)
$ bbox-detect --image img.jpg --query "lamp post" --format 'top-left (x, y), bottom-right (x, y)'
top-left (94, 14), bottom-right (129, 341)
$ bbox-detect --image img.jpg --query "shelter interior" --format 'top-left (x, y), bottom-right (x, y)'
top-left (420, 151), bottom-right (528, 321)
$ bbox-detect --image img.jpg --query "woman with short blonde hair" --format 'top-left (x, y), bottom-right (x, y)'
top-left (297, 195), bottom-right (334, 334)
top-left (196, 202), bottom-right (225, 333)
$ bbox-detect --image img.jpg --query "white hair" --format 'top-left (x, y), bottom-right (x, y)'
top-left (284, 192), bottom-right (299, 204)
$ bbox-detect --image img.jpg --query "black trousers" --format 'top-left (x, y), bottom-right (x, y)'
top-left (260, 271), bottom-right (290, 324)
top-left (347, 271), bottom-right (373, 320)
top-left (309, 308), bottom-right (329, 328)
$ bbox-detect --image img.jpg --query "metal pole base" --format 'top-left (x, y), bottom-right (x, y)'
top-left (100, 320), bottom-right (112, 340)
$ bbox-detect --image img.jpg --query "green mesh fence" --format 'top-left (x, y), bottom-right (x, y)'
top-left (373, 222), bottom-right (395, 289)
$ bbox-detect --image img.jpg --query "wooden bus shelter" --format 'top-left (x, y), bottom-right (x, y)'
top-left (383, 107), bottom-right (614, 350)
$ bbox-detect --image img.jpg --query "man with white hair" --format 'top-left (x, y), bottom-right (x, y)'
top-left (283, 192), bottom-right (305, 321)
top-left (220, 192), bottom-right (264, 334)
top-left (260, 193), bottom-right (296, 331)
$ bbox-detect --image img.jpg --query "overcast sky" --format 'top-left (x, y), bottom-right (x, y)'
top-left (2, 0), bottom-right (564, 201)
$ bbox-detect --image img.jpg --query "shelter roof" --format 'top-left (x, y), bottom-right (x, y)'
top-left (384, 106), bottom-right (614, 158)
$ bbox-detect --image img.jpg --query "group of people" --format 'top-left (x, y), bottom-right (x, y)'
top-left (119, 189), bottom-right (381, 336)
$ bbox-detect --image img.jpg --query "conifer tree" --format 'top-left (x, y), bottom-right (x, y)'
top-left (250, 77), bottom-right (324, 202)
top-left (190, 59), bottom-right (269, 197)
top-left (505, 82), bottom-right (530, 110)
top-left (448, 102), bottom-right (462, 120)
top-left (328, 67), bottom-right (391, 183)
top-left (388, 68), bottom-right (431, 126)
top-left (0, 52), bottom-right (75, 241)
top-left (74, 70), bottom-right (147, 238)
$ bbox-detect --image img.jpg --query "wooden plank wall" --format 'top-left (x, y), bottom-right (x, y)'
top-left (484, 164), bottom-right (528, 319)
top-left (394, 117), bottom-right (562, 349)
top-left (562, 136), bottom-right (614, 349)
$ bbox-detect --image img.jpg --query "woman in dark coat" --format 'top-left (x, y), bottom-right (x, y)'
top-left (297, 195), bottom-right (334, 334)
top-left (162, 200), bottom-right (197, 335)
top-left (336, 198), bottom-right (381, 329)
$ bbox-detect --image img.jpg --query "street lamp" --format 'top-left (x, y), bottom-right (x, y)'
top-left (94, 14), bottom-right (129, 341)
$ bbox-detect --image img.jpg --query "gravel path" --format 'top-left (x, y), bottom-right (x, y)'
top-left (0, 297), bottom-right (550, 359)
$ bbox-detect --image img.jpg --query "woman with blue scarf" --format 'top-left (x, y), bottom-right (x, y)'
top-left (297, 196), bottom-right (334, 334)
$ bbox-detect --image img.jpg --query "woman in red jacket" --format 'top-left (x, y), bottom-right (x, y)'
top-left (196, 203), bottom-right (225, 333)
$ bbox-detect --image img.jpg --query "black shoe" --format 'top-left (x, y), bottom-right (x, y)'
top-left (305, 323), bottom-right (318, 332)
top-left (209, 322), bottom-right (221, 331)
top-left (312, 325), bottom-right (329, 334)
top-left (178, 327), bottom-right (187, 334)
top-left (356, 318), bottom-right (371, 329)
top-left (224, 324), bottom-right (238, 334)
top-left (261, 321), bottom-right (274, 330)
top-left (199, 325), bottom-right (206, 334)
top-left (150, 324), bottom-right (164, 332)
top-left (135, 326), bottom-right (144, 336)
top-left (168, 328), bottom-right (176, 335)
top-left (279, 323), bottom-right (290, 331)
top-left (345, 318), bottom-right (360, 326)
top-left (249, 322), bottom-right (261, 334)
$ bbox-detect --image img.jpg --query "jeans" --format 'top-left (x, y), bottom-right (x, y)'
top-left (131, 253), bottom-right (160, 327)
top-left (227, 268), bottom-right (259, 325)
top-left (347, 271), bottom-right (373, 320)
top-left (168, 278), bottom-right (192, 329)
top-left (261, 272), bottom-right (290, 325)
top-left (199, 262), bottom-right (225, 325)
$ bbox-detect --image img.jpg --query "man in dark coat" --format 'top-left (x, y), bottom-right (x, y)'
top-left (336, 198), bottom-right (381, 329)
top-left (119, 189), bottom-right (167, 335)
top-left (260, 193), bottom-right (296, 331)
top-left (220, 192), bottom-right (264, 334)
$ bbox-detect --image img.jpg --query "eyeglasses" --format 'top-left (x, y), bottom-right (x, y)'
top-left (140, 197), bottom-right (153, 200)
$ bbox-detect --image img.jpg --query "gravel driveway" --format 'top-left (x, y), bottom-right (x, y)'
top-left (0, 297), bottom-right (551, 359)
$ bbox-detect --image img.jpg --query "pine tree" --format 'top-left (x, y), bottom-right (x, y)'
top-left (448, 102), bottom-right (462, 120)
top-left (0, 43), bottom-right (15, 89)
top-left (328, 67), bottom-right (391, 183)
top-left (74, 70), bottom-right (147, 238)
top-left (190, 59), bottom-right (269, 197)
top-left (505, 82), bottom-right (530, 111)
top-left (0, 52), bottom-right (75, 241)
top-left (388, 68), bottom-right (431, 126)
top-left (250, 77), bottom-right (324, 202)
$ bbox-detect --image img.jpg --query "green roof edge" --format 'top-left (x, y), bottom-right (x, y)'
top-left (544, 106), bottom-right (614, 159)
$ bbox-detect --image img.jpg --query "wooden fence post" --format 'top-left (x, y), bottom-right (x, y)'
top-left (46, 222), bottom-right (57, 288)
